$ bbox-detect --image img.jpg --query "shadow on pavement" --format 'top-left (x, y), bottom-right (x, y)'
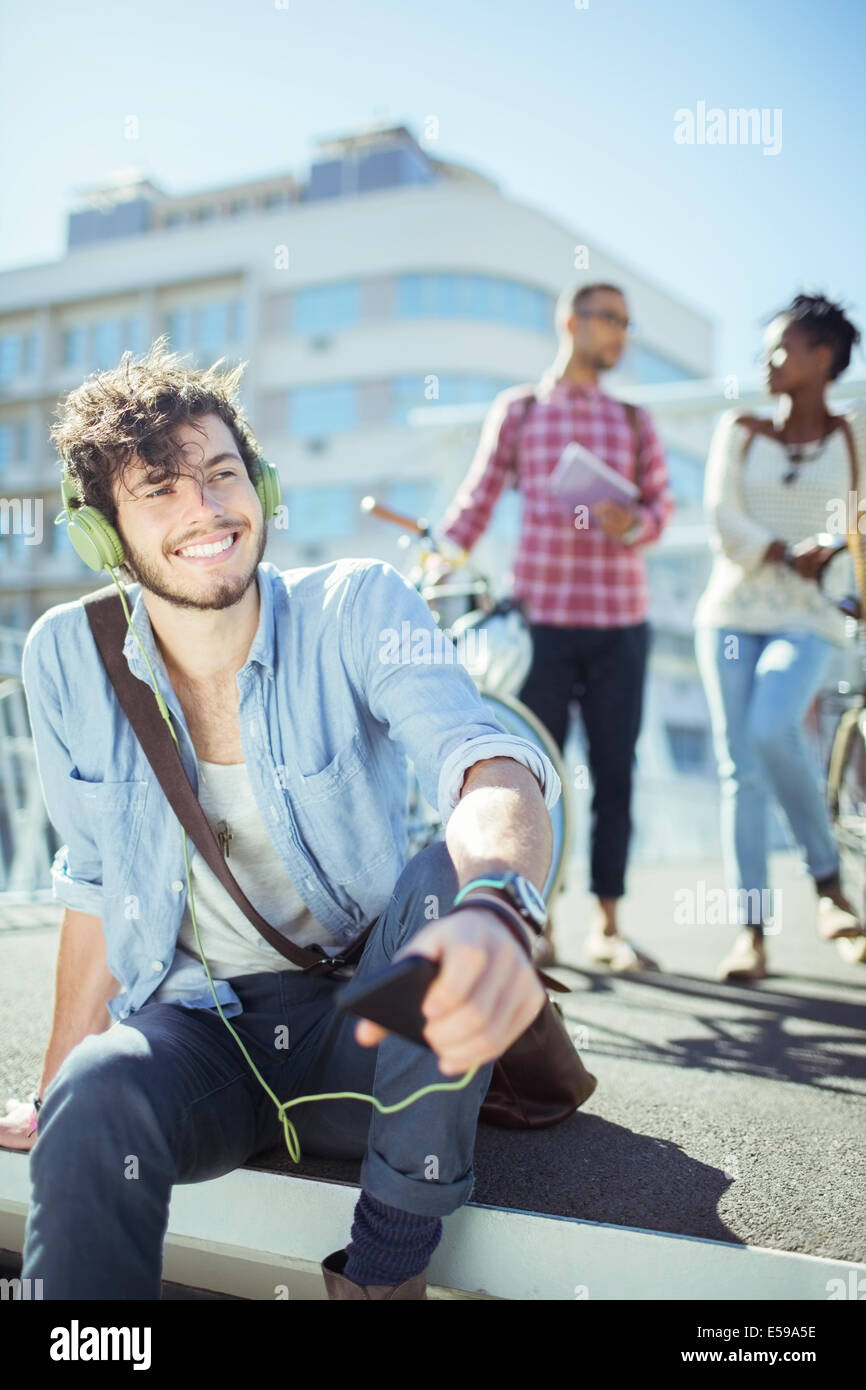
top-left (551, 964), bottom-right (866, 1093)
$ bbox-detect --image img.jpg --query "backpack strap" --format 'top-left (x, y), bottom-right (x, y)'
top-left (504, 388), bottom-right (538, 489)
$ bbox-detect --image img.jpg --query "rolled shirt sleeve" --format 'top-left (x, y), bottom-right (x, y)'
top-left (434, 387), bottom-right (527, 554)
top-left (347, 560), bottom-right (562, 829)
top-left (437, 732), bottom-right (561, 826)
top-left (20, 616), bottom-right (105, 916)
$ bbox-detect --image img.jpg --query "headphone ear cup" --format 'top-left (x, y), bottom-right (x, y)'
top-left (67, 505), bottom-right (126, 572)
top-left (255, 458), bottom-right (281, 521)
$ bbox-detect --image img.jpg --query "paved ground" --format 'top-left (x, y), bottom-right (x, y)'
top-left (2, 850), bottom-right (865, 1263)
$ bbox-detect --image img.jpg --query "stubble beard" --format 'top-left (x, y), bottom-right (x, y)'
top-left (121, 522), bottom-right (268, 611)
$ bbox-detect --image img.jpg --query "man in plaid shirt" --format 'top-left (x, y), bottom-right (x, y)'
top-left (434, 283), bottom-right (675, 970)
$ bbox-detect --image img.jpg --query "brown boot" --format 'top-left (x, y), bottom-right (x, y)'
top-left (321, 1248), bottom-right (428, 1301)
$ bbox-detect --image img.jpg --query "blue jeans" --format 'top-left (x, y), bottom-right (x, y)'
top-left (21, 841), bottom-right (495, 1300)
top-left (695, 627), bottom-right (839, 917)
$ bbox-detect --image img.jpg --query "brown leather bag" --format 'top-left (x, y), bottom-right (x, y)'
top-left (83, 584), bottom-right (597, 1130)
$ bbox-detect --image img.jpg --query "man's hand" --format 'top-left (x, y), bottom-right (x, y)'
top-left (418, 552), bottom-right (456, 588)
top-left (592, 499), bottom-right (638, 539)
top-left (354, 907), bottom-right (546, 1074)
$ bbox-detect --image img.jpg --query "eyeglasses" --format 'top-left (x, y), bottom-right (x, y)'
top-left (576, 309), bottom-right (634, 333)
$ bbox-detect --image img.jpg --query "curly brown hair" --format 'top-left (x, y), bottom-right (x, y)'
top-left (51, 335), bottom-right (265, 575)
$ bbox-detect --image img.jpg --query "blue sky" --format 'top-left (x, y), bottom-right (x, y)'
top-left (1, 0), bottom-right (864, 381)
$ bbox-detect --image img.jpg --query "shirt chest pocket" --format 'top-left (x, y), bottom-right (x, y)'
top-left (289, 728), bottom-right (392, 884)
top-left (68, 773), bottom-right (150, 896)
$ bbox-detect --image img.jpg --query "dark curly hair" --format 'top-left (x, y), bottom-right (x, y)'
top-left (51, 335), bottom-right (265, 578)
top-left (767, 291), bottom-right (862, 381)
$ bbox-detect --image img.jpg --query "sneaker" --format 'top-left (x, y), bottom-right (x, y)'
top-left (836, 935), bottom-right (866, 965)
top-left (586, 933), bottom-right (660, 973)
top-left (814, 874), bottom-right (865, 941)
top-left (717, 930), bottom-right (768, 982)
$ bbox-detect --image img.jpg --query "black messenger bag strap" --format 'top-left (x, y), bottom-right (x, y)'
top-left (82, 585), bottom-right (370, 976)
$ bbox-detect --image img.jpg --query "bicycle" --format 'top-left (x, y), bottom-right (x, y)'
top-left (814, 536), bottom-right (866, 964)
top-left (360, 497), bottom-right (573, 907)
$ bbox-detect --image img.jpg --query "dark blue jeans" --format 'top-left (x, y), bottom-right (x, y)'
top-left (21, 841), bottom-right (495, 1300)
top-left (519, 621), bottom-right (650, 899)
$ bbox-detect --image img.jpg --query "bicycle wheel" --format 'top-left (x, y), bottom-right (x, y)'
top-left (478, 691), bottom-right (572, 903)
top-left (826, 704), bottom-right (866, 962)
top-left (404, 691), bottom-right (572, 905)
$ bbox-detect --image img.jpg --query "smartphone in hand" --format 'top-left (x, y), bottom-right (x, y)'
top-left (335, 954), bottom-right (440, 1050)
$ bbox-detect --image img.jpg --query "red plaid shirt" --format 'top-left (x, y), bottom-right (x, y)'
top-left (435, 371), bottom-right (674, 628)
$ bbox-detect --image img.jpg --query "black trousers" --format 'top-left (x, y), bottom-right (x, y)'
top-left (518, 621), bottom-right (650, 900)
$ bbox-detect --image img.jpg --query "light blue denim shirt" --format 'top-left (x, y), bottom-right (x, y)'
top-left (21, 557), bottom-right (561, 1022)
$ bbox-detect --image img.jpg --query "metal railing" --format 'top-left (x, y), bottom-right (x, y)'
top-left (0, 628), bottom-right (58, 903)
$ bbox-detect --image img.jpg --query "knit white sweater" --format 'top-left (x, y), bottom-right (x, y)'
top-left (694, 408), bottom-right (865, 645)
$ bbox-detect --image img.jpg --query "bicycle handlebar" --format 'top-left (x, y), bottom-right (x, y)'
top-left (360, 496), bottom-right (430, 539)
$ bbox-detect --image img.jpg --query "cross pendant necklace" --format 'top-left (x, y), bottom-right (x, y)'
top-left (217, 821), bottom-right (233, 859)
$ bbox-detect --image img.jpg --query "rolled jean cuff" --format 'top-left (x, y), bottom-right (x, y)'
top-left (359, 1144), bottom-right (477, 1217)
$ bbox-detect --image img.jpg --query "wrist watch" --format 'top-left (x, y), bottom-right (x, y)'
top-left (449, 895), bottom-right (534, 957)
top-left (453, 871), bottom-right (548, 935)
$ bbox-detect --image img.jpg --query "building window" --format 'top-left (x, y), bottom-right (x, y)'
top-left (229, 198), bottom-right (251, 216)
top-left (165, 308), bottom-right (195, 352)
top-left (390, 374), bottom-right (508, 424)
top-left (293, 282), bottom-right (361, 335)
top-left (617, 344), bottom-right (699, 384)
top-left (0, 332), bottom-right (40, 384)
top-left (384, 480), bottom-right (438, 522)
top-left (396, 274), bottom-right (551, 334)
top-left (289, 383), bottom-right (358, 437)
top-left (62, 316), bottom-right (146, 372)
top-left (61, 325), bottom-right (88, 368)
top-left (162, 300), bottom-right (245, 356)
top-left (0, 420), bottom-right (30, 473)
top-left (91, 320), bottom-right (122, 370)
top-left (286, 485), bottom-right (354, 541)
top-left (197, 303), bottom-right (229, 351)
top-left (263, 191), bottom-right (285, 209)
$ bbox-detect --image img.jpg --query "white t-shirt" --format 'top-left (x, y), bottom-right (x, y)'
top-left (694, 409), bottom-right (865, 644)
top-left (174, 758), bottom-right (345, 979)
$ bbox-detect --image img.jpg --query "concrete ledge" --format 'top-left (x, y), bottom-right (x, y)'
top-left (2, 1148), bottom-right (863, 1301)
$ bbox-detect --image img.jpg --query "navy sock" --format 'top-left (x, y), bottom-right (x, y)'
top-left (343, 1190), bottom-right (442, 1285)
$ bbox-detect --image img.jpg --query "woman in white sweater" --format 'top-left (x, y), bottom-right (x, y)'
top-left (694, 292), bottom-right (864, 981)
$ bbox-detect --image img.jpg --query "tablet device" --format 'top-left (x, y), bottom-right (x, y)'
top-left (550, 441), bottom-right (640, 507)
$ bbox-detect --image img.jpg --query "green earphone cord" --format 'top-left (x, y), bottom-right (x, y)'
top-left (109, 570), bottom-right (479, 1163)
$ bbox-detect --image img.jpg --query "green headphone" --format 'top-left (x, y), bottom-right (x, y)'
top-left (56, 457), bottom-right (282, 573)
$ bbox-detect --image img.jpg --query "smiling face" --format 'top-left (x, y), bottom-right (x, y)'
top-left (113, 412), bottom-right (267, 610)
top-left (763, 314), bottom-right (833, 395)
